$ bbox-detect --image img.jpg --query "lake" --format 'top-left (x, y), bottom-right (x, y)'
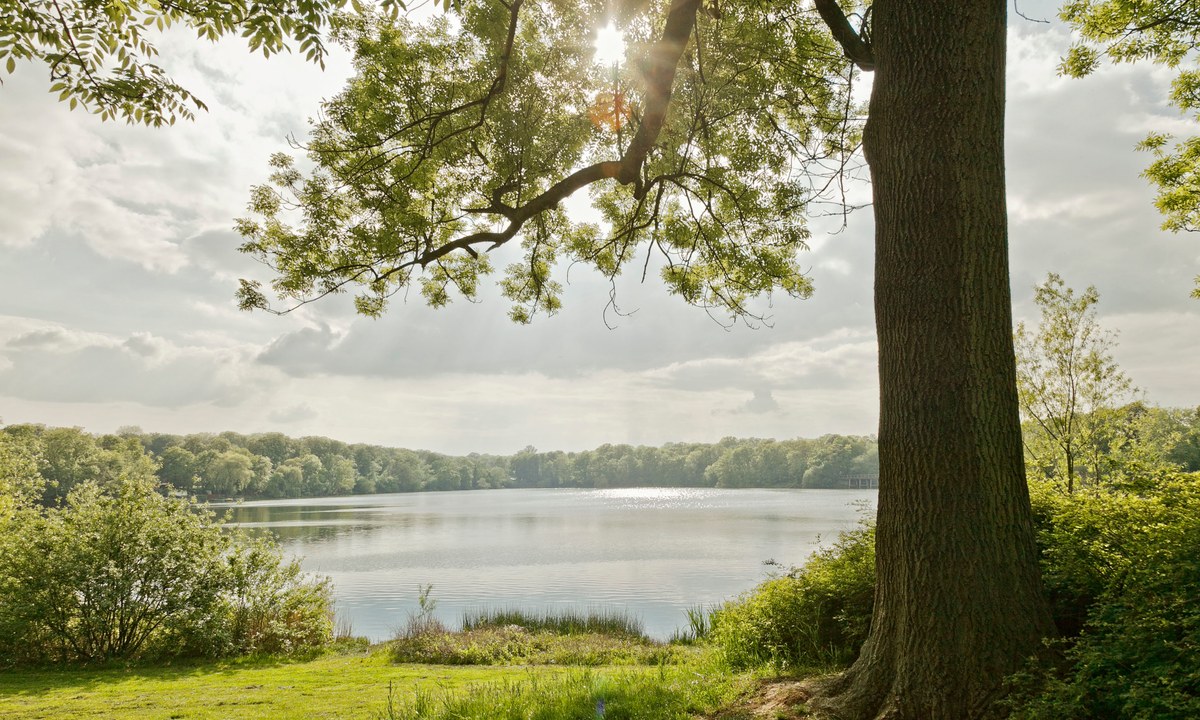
top-left (215, 487), bottom-right (876, 641)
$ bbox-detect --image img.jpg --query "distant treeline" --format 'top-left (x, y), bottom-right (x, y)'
top-left (0, 424), bottom-right (881, 504)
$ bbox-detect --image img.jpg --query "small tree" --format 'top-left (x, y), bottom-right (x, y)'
top-left (1015, 274), bottom-right (1135, 492)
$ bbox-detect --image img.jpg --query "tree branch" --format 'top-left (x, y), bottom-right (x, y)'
top-left (380, 161), bottom-right (623, 277)
top-left (385, 0), bottom-right (705, 272)
top-left (618, 0), bottom-right (704, 187)
top-left (813, 0), bottom-right (874, 71)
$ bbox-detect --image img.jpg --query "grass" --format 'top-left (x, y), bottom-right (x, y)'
top-left (390, 607), bottom-right (683, 666)
top-left (460, 607), bottom-right (647, 638)
top-left (389, 624), bottom-right (696, 666)
top-left (377, 664), bottom-right (749, 720)
top-left (0, 612), bottom-right (749, 720)
top-left (0, 646), bottom-right (574, 720)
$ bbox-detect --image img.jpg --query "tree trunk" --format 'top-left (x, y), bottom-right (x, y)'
top-left (813, 1), bottom-right (1055, 718)
top-left (1066, 445), bottom-right (1075, 494)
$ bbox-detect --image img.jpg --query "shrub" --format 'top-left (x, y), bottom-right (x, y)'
top-left (0, 477), bottom-right (228, 662)
top-left (709, 522), bottom-right (875, 671)
top-left (1009, 474), bottom-right (1200, 719)
top-left (176, 535), bottom-right (334, 657)
top-left (0, 476), bottom-right (333, 664)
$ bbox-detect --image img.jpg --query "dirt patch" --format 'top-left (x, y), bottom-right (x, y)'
top-left (705, 678), bottom-right (817, 719)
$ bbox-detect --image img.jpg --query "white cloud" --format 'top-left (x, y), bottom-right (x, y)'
top-left (0, 326), bottom-right (273, 408)
top-left (0, 29), bottom-right (353, 275)
top-left (1009, 191), bottom-right (1133, 225)
top-left (729, 388), bottom-right (782, 416)
top-left (268, 403), bottom-right (320, 424)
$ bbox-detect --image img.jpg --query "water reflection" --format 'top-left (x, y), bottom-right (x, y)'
top-left (213, 487), bottom-right (875, 641)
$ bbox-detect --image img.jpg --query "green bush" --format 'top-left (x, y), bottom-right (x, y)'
top-left (0, 476), bottom-right (332, 664)
top-left (177, 536), bottom-right (334, 657)
top-left (709, 522), bottom-right (874, 671)
top-left (1009, 474), bottom-right (1200, 719)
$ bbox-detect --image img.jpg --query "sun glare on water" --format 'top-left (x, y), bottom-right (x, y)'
top-left (593, 23), bottom-right (626, 66)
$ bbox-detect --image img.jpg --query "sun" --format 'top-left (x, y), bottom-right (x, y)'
top-left (593, 23), bottom-right (626, 66)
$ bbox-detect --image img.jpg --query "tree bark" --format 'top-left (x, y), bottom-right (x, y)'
top-left (812, 1), bottom-right (1055, 718)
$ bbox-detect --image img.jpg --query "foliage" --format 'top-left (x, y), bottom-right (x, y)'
top-left (1165, 406), bottom-right (1200, 471)
top-left (1010, 474), bottom-right (1200, 719)
top-left (0, 476), bottom-right (230, 663)
top-left (1015, 273), bottom-right (1136, 491)
top-left (7, 423), bottom-right (880, 500)
top-left (0, 424), bottom-right (157, 505)
top-left (0, 0), bottom-right (348, 125)
top-left (236, 0), bottom-right (860, 322)
top-left (0, 470), bottom-right (333, 664)
top-left (1060, 0), bottom-right (1200, 298)
top-left (377, 663), bottom-right (744, 720)
top-left (0, 431), bottom-right (42, 517)
top-left (709, 521), bottom-right (875, 671)
top-left (204, 536), bottom-right (334, 656)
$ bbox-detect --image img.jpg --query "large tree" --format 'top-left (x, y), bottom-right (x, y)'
top-left (237, 0), bottom-right (1053, 716)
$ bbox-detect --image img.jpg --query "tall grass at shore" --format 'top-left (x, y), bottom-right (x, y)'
top-left (459, 607), bottom-right (646, 638)
top-left (389, 607), bottom-right (689, 666)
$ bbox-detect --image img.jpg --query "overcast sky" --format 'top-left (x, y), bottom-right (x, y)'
top-left (0, 1), bottom-right (1196, 455)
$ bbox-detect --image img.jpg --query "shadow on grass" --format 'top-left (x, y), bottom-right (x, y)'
top-left (0, 649), bottom-right (344, 698)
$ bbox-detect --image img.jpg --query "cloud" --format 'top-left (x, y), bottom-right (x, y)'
top-left (1008, 191), bottom-right (1133, 225)
top-left (7, 328), bottom-right (74, 350)
top-left (0, 326), bottom-right (270, 408)
top-left (0, 28), bottom-right (354, 276)
top-left (123, 333), bottom-right (171, 359)
top-left (256, 323), bottom-right (344, 377)
top-left (0, 74), bottom-right (189, 272)
top-left (730, 388), bottom-right (782, 415)
top-left (647, 329), bottom-right (877, 393)
top-left (268, 403), bottom-right (319, 424)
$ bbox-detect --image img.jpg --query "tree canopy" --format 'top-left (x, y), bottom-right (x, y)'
top-left (235, 0), bottom-right (862, 322)
top-left (0, 0), bottom-right (350, 124)
top-left (1060, 0), bottom-right (1200, 296)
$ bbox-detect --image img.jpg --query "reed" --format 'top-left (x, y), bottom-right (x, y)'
top-left (459, 607), bottom-right (647, 639)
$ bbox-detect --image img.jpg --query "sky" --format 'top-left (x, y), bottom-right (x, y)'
top-left (0, 1), bottom-right (1197, 455)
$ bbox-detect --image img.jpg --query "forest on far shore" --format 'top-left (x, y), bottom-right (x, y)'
top-left (0, 425), bottom-right (886, 503)
top-left (4, 403), bottom-right (1200, 505)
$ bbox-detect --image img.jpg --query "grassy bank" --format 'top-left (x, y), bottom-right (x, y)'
top-left (0, 647), bottom-right (582, 720)
top-left (0, 620), bottom-right (750, 720)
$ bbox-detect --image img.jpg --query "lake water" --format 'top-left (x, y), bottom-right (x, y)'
top-left (215, 487), bottom-right (876, 641)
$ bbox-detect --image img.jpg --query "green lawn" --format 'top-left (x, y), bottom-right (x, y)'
top-left (0, 648), bottom-right (579, 720)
